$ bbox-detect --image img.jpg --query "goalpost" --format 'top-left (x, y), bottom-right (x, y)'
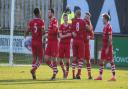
top-left (9, 0), bottom-right (15, 66)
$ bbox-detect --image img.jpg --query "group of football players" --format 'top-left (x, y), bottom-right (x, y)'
top-left (24, 8), bottom-right (116, 81)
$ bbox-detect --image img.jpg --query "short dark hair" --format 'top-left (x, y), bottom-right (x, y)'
top-left (74, 6), bottom-right (81, 13)
top-left (34, 8), bottom-right (40, 16)
top-left (85, 12), bottom-right (91, 17)
top-left (102, 13), bottom-right (110, 21)
top-left (63, 13), bottom-right (68, 17)
top-left (48, 8), bottom-right (54, 14)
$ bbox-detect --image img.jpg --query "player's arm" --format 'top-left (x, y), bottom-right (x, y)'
top-left (24, 22), bottom-right (30, 38)
top-left (24, 30), bottom-right (29, 38)
top-left (88, 29), bottom-right (94, 40)
top-left (107, 34), bottom-right (112, 47)
top-left (59, 25), bottom-right (70, 39)
top-left (71, 22), bottom-right (77, 37)
top-left (60, 33), bottom-right (72, 39)
top-left (86, 20), bottom-right (92, 32)
top-left (106, 28), bottom-right (112, 54)
top-left (42, 25), bottom-right (45, 35)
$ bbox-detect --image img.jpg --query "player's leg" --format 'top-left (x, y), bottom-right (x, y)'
top-left (108, 61), bottom-right (116, 81)
top-left (58, 44), bottom-right (65, 78)
top-left (31, 45), bottom-right (38, 80)
top-left (108, 46), bottom-right (116, 81)
top-left (76, 41), bottom-right (85, 79)
top-left (85, 44), bottom-right (92, 79)
top-left (51, 57), bottom-right (58, 80)
top-left (65, 58), bottom-right (70, 79)
top-left (76, 58), bottom-right (84, 79)
top-left (72, 57), bottom-right (77, 79)
top-left (45, 55), bottom-right (53, 68)
top-left (60, 59), bottom-right (66, 79)
top-left (36, 46), bottom-right (43, 69)
top-left (45, 43), bottom-right (53, 69)
top-left (50, 41), bottom-right (59, 80)
top-left (95, 48), bottom-right (105, 80)
top-left (64, 43), bottom-right (71, 78)
top-left (86, 59), bottom-right (93, 79)
top-left (31, 55), bottom-right (38, 80)
top-left (72, 42), bottom-right (78, 79)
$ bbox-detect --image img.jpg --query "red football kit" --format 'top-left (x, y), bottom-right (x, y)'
top-left (71, 18), bottom-right (86, 77)
top-left (72, 18), bottom-right (86, 59)
top-left (27, 17), bottom-right (44, 74)
top-left (59, 23), bottom-right (72, 58)
top-left (101, 22), bottom-right (113, 61)
top-left (28, 18), bottom-right (44, 62)
top-left (45, 17), bottom-right (59, 57)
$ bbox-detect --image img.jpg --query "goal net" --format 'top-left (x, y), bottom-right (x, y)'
top-left (0, 0), bottom-right (63, 65)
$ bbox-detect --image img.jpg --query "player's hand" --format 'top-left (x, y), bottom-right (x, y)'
top-left (72, 32), bottom-right (77, 37)
top-left (106, 47), bottom-right (109, 54)
top-left (45, 30), bottom-right (48, 33)
top-left (87, 36), bottom-right (90, 40)
top-left (86, 24), bottom-right (91, 31)
top-left (67, 33), bottom-right (72, 36)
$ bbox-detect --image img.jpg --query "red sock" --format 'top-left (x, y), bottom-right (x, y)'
top-left (53, 61), bottom-right (58, 76)
top-left (99, 64), bottom-right (104, 77)
top-left (32, 58), bottom-right (37, 68)
top-left (86, 63), bottom-right (92, 77)
top-left (60, 61), bottom-right (65, 73)
top-left (46, 60), bottom-right (53, 69)
top-left (31, 67), bottom-right (37, 73)
top-left (66, 61), bottom-right (70, 77)
top-left (111, 63), bottom-right (116, 77)
top-left (77, 60), bottom-right (83, 76)
top-left (72, 60), bottom-right (76, 77)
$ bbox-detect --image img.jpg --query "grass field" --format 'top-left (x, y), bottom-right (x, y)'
top-left (0, 65), bottom-right (128, 89)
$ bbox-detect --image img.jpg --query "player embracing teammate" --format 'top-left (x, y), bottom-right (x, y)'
top-left (71, 9), bottom-right (87, 79)
top-left (83, 12), bottom-right (94, 79)
top-left (58, 13), bottom-right (72, 79)
top-left (25, 7), bottom-right (116, 81)
top-left (45, 8), bottom-right (59, 80)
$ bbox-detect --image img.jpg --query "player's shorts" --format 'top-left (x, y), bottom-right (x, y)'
top-left (72, 39), bottom-right (85, 59)
top-left (59, 42), bottom-right (70, 59)
top-left (32, 43), bottom-right (43, 59)
top-left (101, 45), bottom-right (113, 61)
top-left (45, 40), bottom-right (59, 57)
top-left (85, 43), bottom-right (90, 60)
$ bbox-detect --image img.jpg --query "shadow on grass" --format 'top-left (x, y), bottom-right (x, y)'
top-left (0, 78), bottom-right (82, 85)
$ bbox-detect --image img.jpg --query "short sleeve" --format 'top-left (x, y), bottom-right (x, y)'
top-left (27, 21), bottom-right (31, 31)
top-left (41, 20), bottom-right (45, 29)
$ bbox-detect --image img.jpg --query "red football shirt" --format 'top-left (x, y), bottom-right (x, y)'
top-left (59, 23), bottom-right (72, 44)
top-left (28, 18), bottom-right (44, 44)
top-left (102, 22), bottom-right (112, 47)
top-left (71, 18), bottom-right (86, 40)
top-left (48, 17), bottom-right (58, 41)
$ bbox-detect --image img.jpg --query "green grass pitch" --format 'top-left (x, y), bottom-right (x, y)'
top-left (0, 65), bottom-right (128, 89)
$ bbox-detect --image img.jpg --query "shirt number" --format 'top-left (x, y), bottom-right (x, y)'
top-left (34, 23), bottom-right (37, 33)
top-left (76, 22), bottom-right (79, 31)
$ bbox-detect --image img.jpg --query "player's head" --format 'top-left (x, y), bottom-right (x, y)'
top-left (102, 13), bottom-right (110, 25)
top-left (48, 8), bottom-right (54, 18)
top-left (34, 8), bottom-right (40, 17)
top-left (75, 10), bottom-right (81, 18)
top-left (63, 13), bottom-right (68, 23)
top-left (85, 12), bottom-right (91, 20)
